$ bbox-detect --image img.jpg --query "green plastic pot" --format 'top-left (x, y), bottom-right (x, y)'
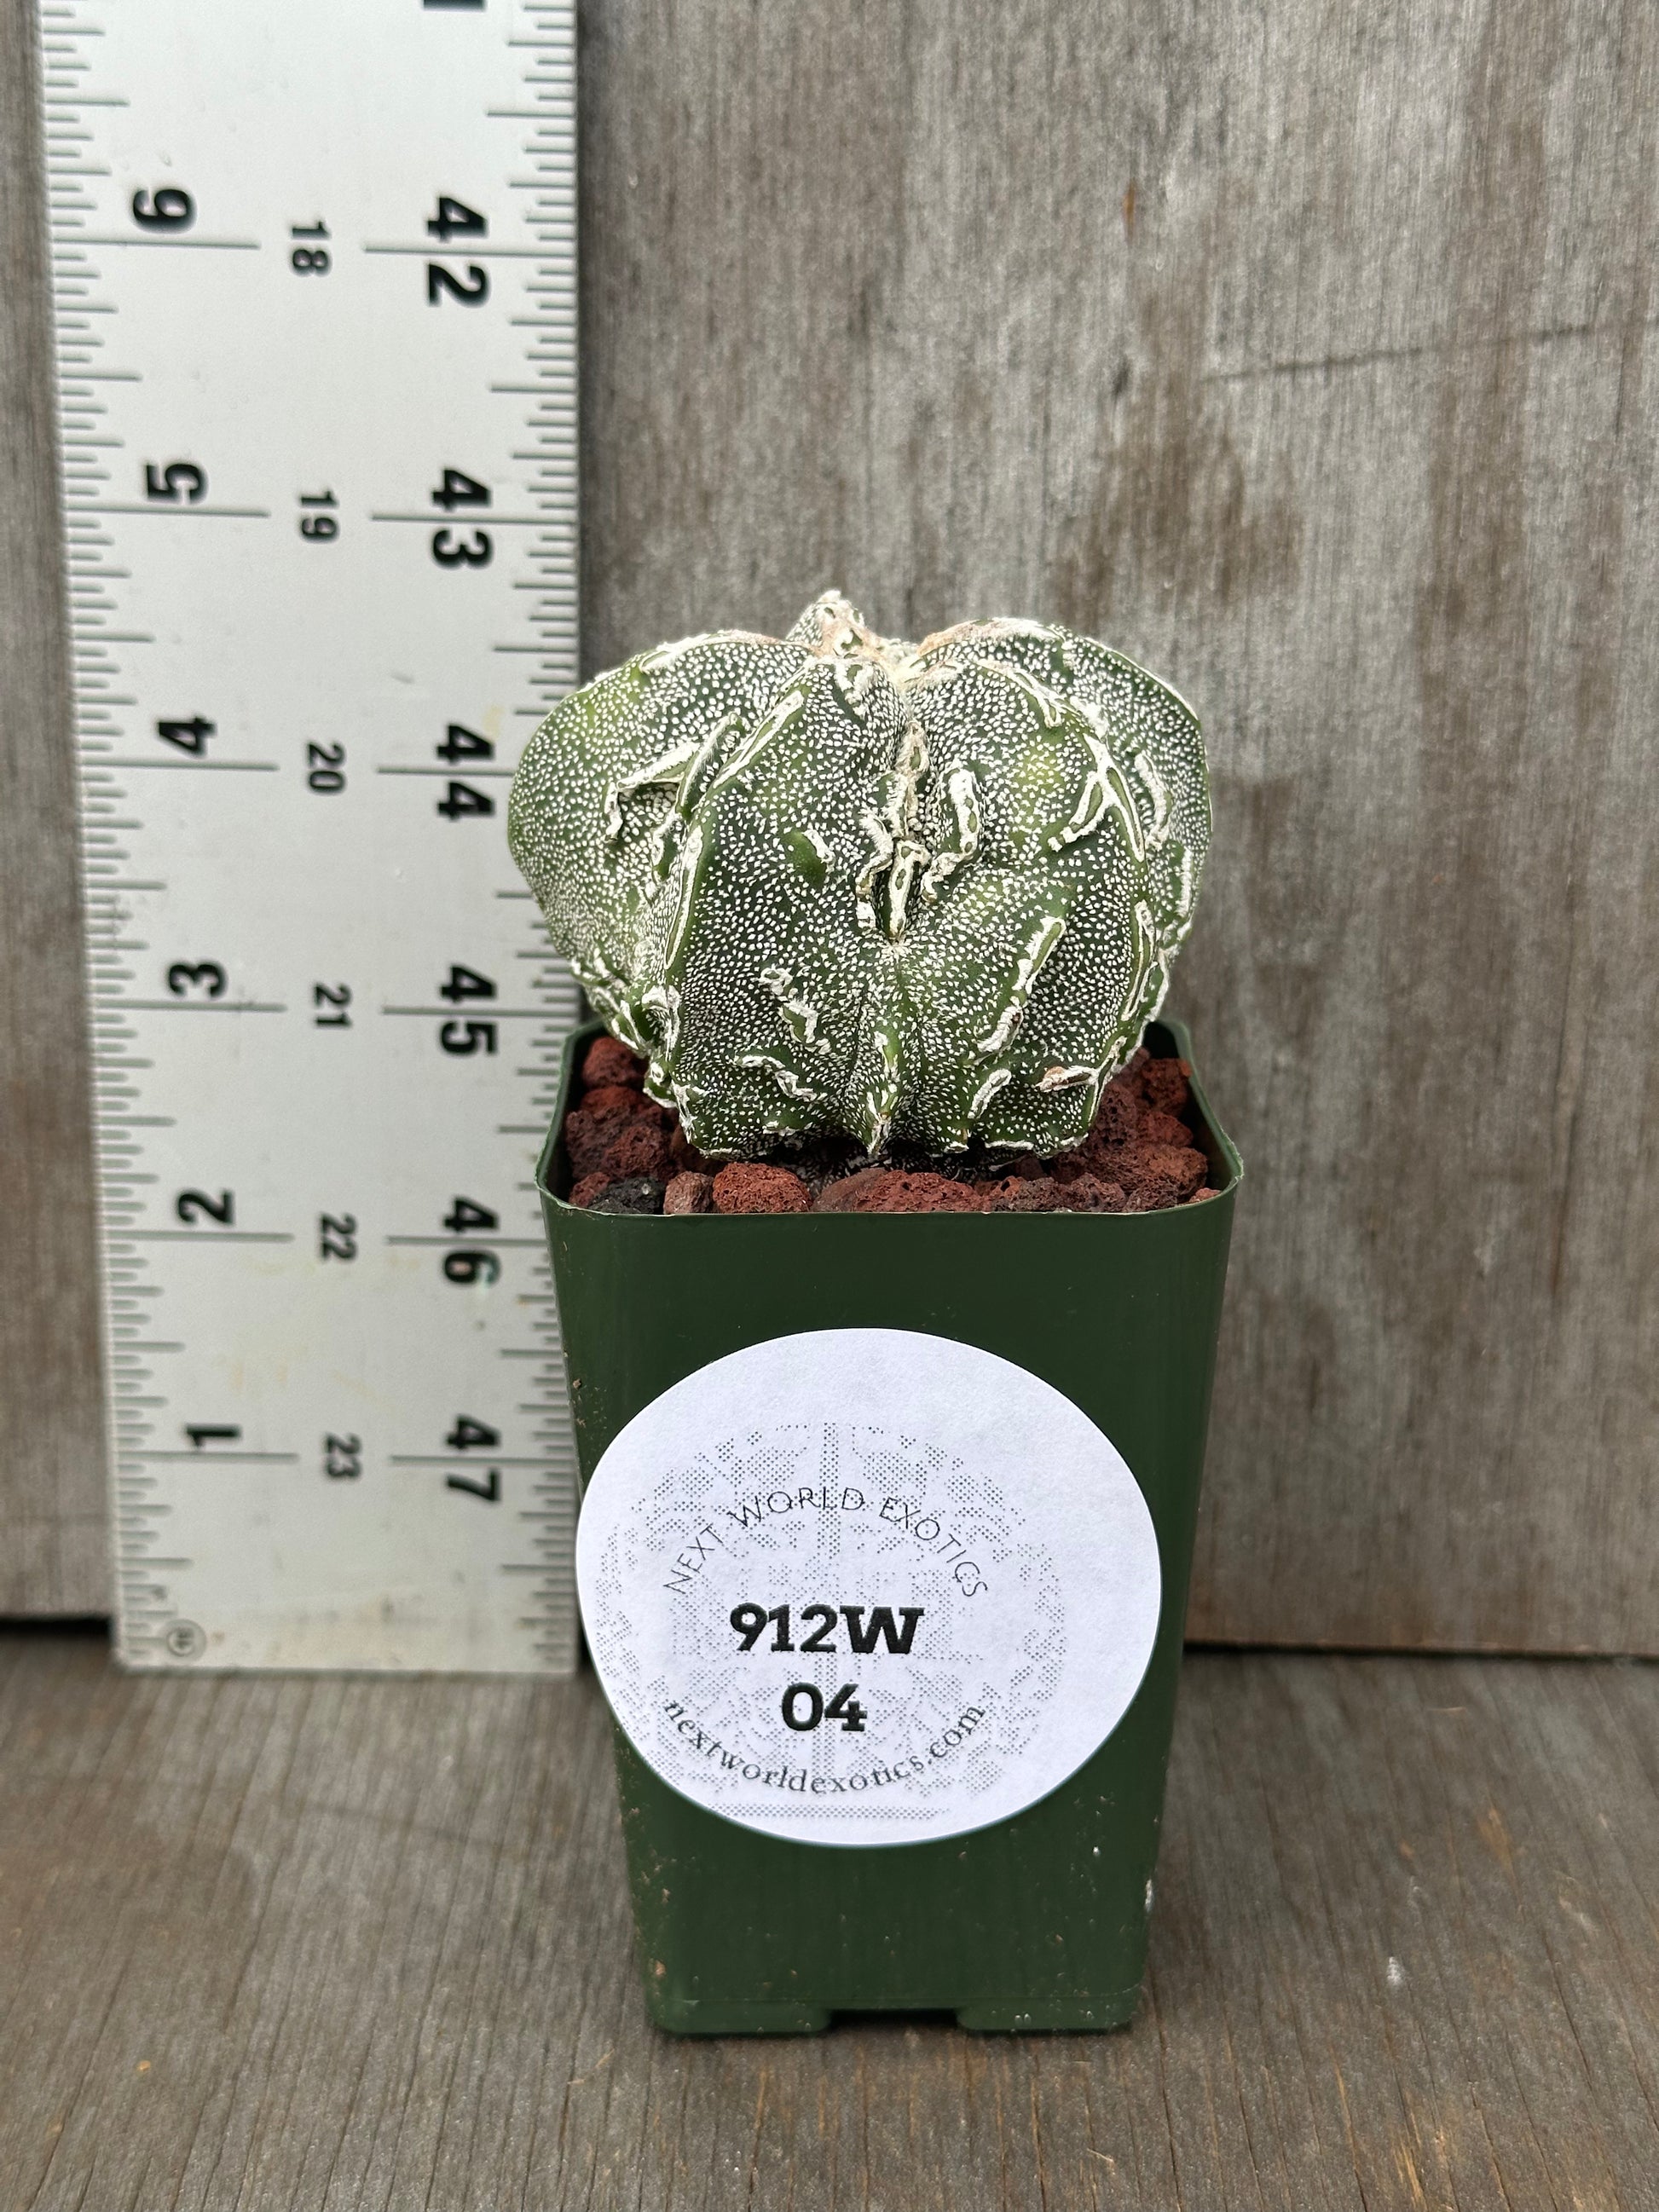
top-left (537, 1018), bottom-right (1240, 2034)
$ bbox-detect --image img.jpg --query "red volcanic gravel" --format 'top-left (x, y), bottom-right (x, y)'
top-left (562, 1083), bottom-right (671, 1180)
top-left (712, 1164), bottom-right (812, 1215)
top-left (662, 1171), bottom-right (714, 1216)
top-left (670, 1125), bottom-right (715, 1176)
top-left (980, 1175), bottom-right (1062, 1213)
top-left (1090, 1082), bottom-right (1143, 1146)
top-left (813, 1166), bottom-right (893, 1214)
top-left (580, 1035), bottom-right (645, 1090)
top-left (581, 1083), bottom-right (658, 1120)
top-left (562, 1037), bottom-right (1216, 1216)
top-left (561, 1112), bottom-right (618, 1180)
top-left (1046, 1148), bottom-right (1094, 1185)
top-left (1119, 1144), bottom-right (1208, 1210)
top-left (1055, 1173), bottom-right (1130, 1212)
top-left (599, 1118), bottom-right (675, 1183)
top-left (564, 1107), bottom-right (671, 1183)
top-left (981, 1173), bottom-right (1127, 1214)
top-left (1140, 1056), bottom-right (1190, 1115)
top-left (847, 1171), bottom-right (981, 1215)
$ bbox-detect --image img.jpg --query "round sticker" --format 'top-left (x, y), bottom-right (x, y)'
top-left (576, 1328), bottom-right (1161, 1847)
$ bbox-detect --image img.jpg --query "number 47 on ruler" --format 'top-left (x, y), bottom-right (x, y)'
top-left (46, 0), bottom-right (584, 1672)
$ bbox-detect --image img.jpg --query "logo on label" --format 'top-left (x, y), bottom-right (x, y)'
top-left (576, 1328), bottom-right (1161, 1847)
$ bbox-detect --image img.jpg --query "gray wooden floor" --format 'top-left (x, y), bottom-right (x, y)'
top-left (3, 1637), bottom-right (1655, 2212)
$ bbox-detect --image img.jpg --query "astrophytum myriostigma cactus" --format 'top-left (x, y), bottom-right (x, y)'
top-left (510, 593), bottom-right (1208, 1159)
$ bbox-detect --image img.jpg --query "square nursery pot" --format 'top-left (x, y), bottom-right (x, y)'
top-left (537, 1017), bottom-right (1241, 2035)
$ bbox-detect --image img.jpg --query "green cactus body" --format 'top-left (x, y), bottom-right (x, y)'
top-left (509, 594), bottom-right (1208, 1158)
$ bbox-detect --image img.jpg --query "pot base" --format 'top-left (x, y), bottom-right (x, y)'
top-left (650, 1996), bottom-right (835, 2036)
top-left (645, 1993), bottom-right (1142, 2036)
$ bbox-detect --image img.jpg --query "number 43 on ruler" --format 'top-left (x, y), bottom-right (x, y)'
top-left (45, 0), bottom-right (584, 1672)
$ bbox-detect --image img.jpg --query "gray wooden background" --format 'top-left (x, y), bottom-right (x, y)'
top-left (3, 0), bottom-right (1655, 1649)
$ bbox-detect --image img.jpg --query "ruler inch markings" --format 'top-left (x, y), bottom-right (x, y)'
top-left (45, 0), bottom-right (581, 1678)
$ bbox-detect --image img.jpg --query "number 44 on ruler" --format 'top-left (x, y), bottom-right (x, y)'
top-left (43, 0), bottom-right (584, 1672)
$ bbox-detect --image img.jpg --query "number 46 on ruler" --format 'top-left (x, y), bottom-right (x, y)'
top-left (44, 0), bottom-right (583, 1671)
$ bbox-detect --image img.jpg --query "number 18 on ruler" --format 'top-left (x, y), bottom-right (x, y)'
top-left (43, 0), bottom-right (582, 1670)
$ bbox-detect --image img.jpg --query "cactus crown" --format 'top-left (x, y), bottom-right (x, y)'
top-left (510, 593), bottom-right (1208, 1159)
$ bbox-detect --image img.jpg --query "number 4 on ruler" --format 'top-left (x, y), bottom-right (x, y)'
top-left (47, 0), bottom-right (583, 1673)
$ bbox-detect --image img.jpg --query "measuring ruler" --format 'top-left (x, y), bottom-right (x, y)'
top-left (40, 0), bottom-right (581, 1672)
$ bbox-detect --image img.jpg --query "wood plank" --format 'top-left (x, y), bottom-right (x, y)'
top-left (2, 1636), bottom-right (1656, 2209)
top-left (3, 0), bottom-right (1656, 1646)
top-left (575, 0), bottom-right (1659, 1652)
top-left (0, 0), bottom-right (108, 1616)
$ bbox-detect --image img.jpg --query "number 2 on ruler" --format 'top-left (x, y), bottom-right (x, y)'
top-left (47, 0), bottom-right (584, 1672)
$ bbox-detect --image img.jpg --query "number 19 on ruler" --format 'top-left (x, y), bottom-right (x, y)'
top-left (45, 0), bottom-right (582, 1671)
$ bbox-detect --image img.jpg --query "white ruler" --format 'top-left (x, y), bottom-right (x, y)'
top-left (40, 0), bottom-right (582, 1672)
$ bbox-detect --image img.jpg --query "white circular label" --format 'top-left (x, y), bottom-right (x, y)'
top-left (576, 1328), bottom-right (1161, 1847)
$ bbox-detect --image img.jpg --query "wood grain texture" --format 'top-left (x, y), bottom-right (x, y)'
top-left (3, 1634), bottom-right (1657, 2210)
top-left (575, 0), bottom-right (1659, 1652)
top-left (0, 0), bottom-right (109, 1615)
top-left (3, 0), bottom-right (1656, 1646)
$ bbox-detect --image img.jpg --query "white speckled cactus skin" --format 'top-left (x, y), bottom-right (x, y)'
top-left (509, 592), bottom-right (1208, 1159)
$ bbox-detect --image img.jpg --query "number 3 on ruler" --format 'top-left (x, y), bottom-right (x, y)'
top-left (51, 0), bottom-right (582, 1674)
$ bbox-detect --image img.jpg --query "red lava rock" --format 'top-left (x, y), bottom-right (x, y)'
top-left (1137, 1108), bottom-right (1189, 1149)
top-left (670, 1125), bottom-right (715, 1175)
top-left (602, 1118), bottom-right (674, 1182)
top-left (1075, 1138), bottom-right (1124, 1183)
top-left (1119, 1144), bottom-right (1207, 1210)
top-left (581, 1035), bottom-right (645, 1090)
top-left (564, 1109), bottom-right (672, 1182)
top-left (1057, 1174), bottom-right (1128, 1213)
top-left (581, 1083), bottom-right (664, 1123)
top-left (981, 1175), bottom-right (1061, 1212)
top-left (1140, 1056), bottom-right (1191, 1114)
top-left (712, 1164), bottom-right (812, 1215)
top-left (1091, 1079), bottom-right (1143, 1146)
top-left (850, 1172), bottom-right (980, 1215)
top-left (564, 1088), bottom-right (672, 1179)
top-left (1080, 1054), bottom-right (1203, 1181)
top-left (563, 1112), bottom-right (615, 1179)
top-left (979, 1172), bottom-right (1134, 1214)
top-left (814, 1166), bottom-right (893, 1213)
top-left (564, 1044), bottom-right (1212, 1214)
top-left (1047, 1148), bottom-right (1094, 1186)
top-left (662, 1170), bottom-right (714, 1216)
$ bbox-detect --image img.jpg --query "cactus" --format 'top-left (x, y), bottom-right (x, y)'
top-left (509, 592), bottom-right (1208, 1159)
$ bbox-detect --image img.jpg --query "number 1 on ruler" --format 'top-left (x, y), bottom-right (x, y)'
top-left (44, 0), bottom-right (582, 1673)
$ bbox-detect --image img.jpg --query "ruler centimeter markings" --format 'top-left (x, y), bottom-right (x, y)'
top-left (41, 0), bottom-right (582, 1672)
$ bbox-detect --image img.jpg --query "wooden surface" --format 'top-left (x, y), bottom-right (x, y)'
top-left (0, 0), bottom-right (107, 1615)
top-left (2, 1633), bottom-right (1656, 2210)
top-left (576, 0), bottom-right (1659, 1653)
top-left (4, 0), bottom-right (1658, 1647)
